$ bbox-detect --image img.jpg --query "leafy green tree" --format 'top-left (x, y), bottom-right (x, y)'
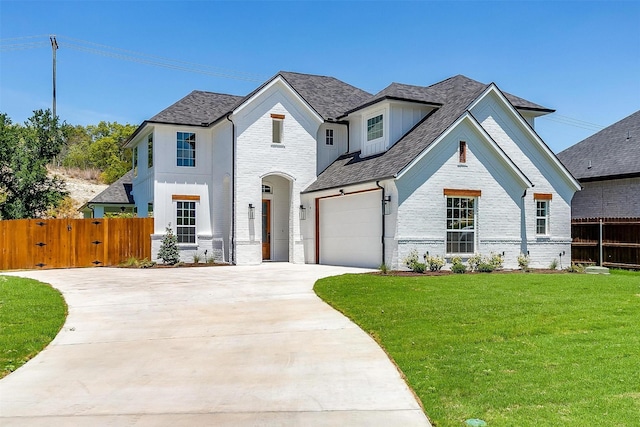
top-left (57, 121), bottom-right (135, 184)
top-left (0, 110), bottom-right (67, 219)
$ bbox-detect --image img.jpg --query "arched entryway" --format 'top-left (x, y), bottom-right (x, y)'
top-left (261, 174), bottom-right (291, 261)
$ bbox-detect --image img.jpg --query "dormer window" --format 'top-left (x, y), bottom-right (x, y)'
top-left (325, 129), bottom-right (334, 145)
top-left (367, 114), bottom-right (383, 141)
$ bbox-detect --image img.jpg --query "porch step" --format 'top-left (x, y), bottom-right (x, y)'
top-left (585, 266), bottom-right (610, 275)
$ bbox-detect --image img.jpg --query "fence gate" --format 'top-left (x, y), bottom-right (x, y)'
top-left (0, 218), bottom-right (154, 270)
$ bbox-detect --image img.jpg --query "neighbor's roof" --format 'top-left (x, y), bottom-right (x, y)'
top-left (87, 170), bottom-right (135, 205)
top-left (305, 75), bottom-right (520, 192)
top-left (557, 110), bottom-right (640, 181)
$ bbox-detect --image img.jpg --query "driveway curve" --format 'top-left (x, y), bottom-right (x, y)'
top-left (1, 264), bottom-right (430, 426)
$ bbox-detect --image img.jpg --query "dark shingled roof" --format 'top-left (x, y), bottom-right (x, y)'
top-left (150, 91), bottom-right (244, 126)
top-left (557, 110), bottom-right (640, 181)
top-left (88, 170), bottom-right (135, 205)
top-left (304, 75), bottom-right (492, 192)
top-left (344, 75), bottom-right (553, 116)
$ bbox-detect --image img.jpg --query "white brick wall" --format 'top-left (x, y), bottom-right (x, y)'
top-left (233, 79), bottom-right (321, 265)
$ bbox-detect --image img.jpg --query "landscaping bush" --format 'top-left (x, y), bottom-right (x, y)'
top-left (477, 262), bottom-right (495, 273)
top-left (549, 258), bottom-right (559, 270)
top-left (517, 253), bottom-right (530, 271)
top-left (158, 225), bottom-right (180, 265)
top-left (412, 262), bottom-right (427, 274)
top-left (451, 262), bottom-right (467, 274)
top-left (425, 254), bottom-right (445, 272)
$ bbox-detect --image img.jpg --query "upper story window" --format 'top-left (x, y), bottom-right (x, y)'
top-left (147, 134), bottom-right (153, 168)
top-left (367, 114), bottom-right (383, 141)
top-left (262, 184), bottom-right (272, 194)
top-left (133, 146), bottom-right (138, 177)
top-left (534, 193), bottom-right (552, 235)
top-left (177, 132), bottom-right (196, 167)
top-left (459, 141), bottom-right (467, 163)
top-left (271, 113), bottom-right (285, 143)
top-left (325, 129), bottom-right (334, 145)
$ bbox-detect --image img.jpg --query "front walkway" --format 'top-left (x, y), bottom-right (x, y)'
top-left (0, 264), bottom-right (430, 426)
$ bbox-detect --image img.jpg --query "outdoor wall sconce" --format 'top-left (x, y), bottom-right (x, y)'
top-left (339, 189), bottom-right (345, 195)
top-left (383, 195), bottom-right (391, 215)
top-left (299, 204), bottom-right (307, 220)
top-left (248, 203), bottom-right (255, 220)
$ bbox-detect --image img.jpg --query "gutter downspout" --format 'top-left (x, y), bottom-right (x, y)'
top-left (376, 180), bottom-right (385, 267)
top-left (226, 114), bottom-right (236, 264)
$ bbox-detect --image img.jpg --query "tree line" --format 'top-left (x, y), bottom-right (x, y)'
top-left (0, 109), bottom-right (135, 219)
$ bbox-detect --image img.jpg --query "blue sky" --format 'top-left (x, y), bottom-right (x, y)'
top-left (1, 0), bottom-right (639, 153)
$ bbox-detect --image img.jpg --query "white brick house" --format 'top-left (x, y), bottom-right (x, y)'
top-left (123, 72), bottom-right (580, 269)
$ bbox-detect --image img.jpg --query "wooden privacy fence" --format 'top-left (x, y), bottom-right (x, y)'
top-left (0, 218), bottom-right (154, 270)
top-left (572, 217), bottom-right (640, 269)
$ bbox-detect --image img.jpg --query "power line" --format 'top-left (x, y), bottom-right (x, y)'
top-left (56, 35), bottom-right (266, 81)
top-left (540, 115), bottom-right (604, 132)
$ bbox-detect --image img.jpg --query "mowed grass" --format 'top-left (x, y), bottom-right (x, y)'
top-left (0, 275), bottom-right (67, 378)
top-left (315, 270), bottom-right (640, 426)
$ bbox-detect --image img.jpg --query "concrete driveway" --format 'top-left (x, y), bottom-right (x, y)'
top-left (0, 263), bottom-right (430, 426)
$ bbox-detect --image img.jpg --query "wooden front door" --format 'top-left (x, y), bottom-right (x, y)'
top-left (262, 199), bottom-right (271, 260)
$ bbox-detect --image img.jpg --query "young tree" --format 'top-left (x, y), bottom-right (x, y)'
top-left (0, 110), bottom-right (68, 219)
top-left (157, 225), bottom-right (180, 265)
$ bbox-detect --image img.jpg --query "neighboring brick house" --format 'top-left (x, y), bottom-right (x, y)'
top-left (557, 110), bottom-right (640, 219)
top-left (122, 71), bottom-right (580, 269)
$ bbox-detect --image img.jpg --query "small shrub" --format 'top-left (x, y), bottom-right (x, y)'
top-left (477, 262), bottom-right (495, 273)
top-left (451, 262), bottom-right (467, 274)
top-left (489, 252), bottom-right (504, 270)
top-left (565, 263), bottom-right (585, 273)
top-left (549, 258), bottom-right (559, 270)
top-left (379, 263), bottom-right (389, 274)
top-left (467, 253), bottom-right (483, 272)
top-left (206, 255), bottom-right (216, 264)
top-left (412, 262), bottom-right (427, 274)
top-left (425, 254), bottom-right (445, 272)
top-left (517, 253), bottom-right (530, 271)
top-left (450, 255), bottom-right (463, 265)
top-left (158, 225), bottom-right (180, 265)
top-left (192, 252), bottom-right (202, 264)
top-left (404, 249), bottom-right (420, 270)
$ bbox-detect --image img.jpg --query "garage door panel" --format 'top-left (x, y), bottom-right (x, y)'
top-left (319, 192), bottom-right (382, 268)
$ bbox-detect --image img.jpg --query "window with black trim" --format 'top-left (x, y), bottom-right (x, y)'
top-left (147, 134), bottom-right (153, 168)
top-left (326, 128), bottom-right (334, 145)
top-left (176, 201), bottom-right (196, 243)
top-left (446, 196), bottom-right (475, 254)
top-left (177, 132), bottom-right (196, 167)
top-left (133, 145), bottom-right (138, 177)
top-left (367, 114), bottom-right (383, 141)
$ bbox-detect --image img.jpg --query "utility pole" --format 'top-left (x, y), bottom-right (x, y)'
top-left (50, 35), bottom-right (58, 118)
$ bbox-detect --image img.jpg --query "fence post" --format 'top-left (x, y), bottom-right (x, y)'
top-left (599, 218), bottom-right (603, 267)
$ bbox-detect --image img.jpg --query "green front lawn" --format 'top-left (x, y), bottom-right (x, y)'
top-left (0, 276), bottom-right (67, 378)
top-left (315, 270), bottom-right (640, 426)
